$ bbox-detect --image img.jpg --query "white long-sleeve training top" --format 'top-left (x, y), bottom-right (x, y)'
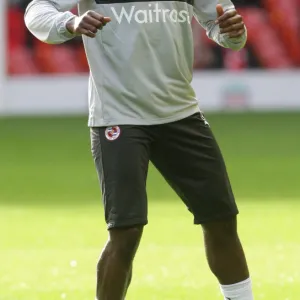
top-left (25, 0), bottom-right (247, 126)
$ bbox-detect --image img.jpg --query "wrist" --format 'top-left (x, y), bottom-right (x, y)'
top-left (56, 12), bottom-right (77, 40)
top-left (66, 16), bottom-right (76, 34)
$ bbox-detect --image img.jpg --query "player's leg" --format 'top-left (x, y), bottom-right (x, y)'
top-left (201, 216), bottom-right (251, 299)
top-left (96, 226), bottom-right (143, 300)
top-left (91, 125), bottom-right (153, 300)
top-left (151, 113), bottom-right (253, 300)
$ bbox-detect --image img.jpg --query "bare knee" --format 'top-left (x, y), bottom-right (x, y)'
top-left (100, 226), bottom-right (144, 266)
top-left (201, 216), bottom-right (239, 246)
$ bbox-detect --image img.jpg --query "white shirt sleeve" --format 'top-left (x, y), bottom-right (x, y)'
top-left (24, 0), bottom-right (81, 44)
top-left (193, 0), bottom-right (247, 51)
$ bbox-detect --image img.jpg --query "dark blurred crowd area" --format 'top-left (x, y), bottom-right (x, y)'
top-left (7, 0), bottom-right (300, 75)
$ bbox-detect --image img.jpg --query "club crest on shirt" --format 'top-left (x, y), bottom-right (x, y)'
top-left (105, 126), bottom-right (121, 141)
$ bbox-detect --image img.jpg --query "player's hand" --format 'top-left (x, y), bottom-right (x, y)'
top-left (215, 5), bottom-right (245, 38)
top-left (66, 11), bottom-right (111, 38)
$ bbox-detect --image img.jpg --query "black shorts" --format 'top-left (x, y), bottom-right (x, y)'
top-left (90, 113), bottom-right (238, 229)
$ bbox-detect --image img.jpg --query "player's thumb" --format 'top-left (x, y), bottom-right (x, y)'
top-left (216, 4), bottom-right (224, 17)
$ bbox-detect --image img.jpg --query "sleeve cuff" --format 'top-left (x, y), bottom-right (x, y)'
top-left (56, 12), bottom-right (77, 40)
top-left (222, 26), bottom-right (247, 50)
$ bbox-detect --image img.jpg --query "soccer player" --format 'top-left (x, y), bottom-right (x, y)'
top-left (25, 0), bottom-right (253, 299)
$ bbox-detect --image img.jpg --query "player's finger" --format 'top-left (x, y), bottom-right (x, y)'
top-left (80, 28), bottom-right (97, 38)
top-left (87, 10), bottom-right (105, 22)
top-left (215, 9), bottom-right (237, 24)
top-left (81, 22), bottom-right (98, 34)
top-left (83, 15), bottom-right (103, 29)
top-left (216, 4), bottom-right (224, 18)
top-left (220, 22), bottom-right (245, 34)
top-left (218, 15), bottom-right (243, 28)
top-left (103, 17), bottom-right (112, 24)
top-left (86, 12), bottom-right (111, 29)
top-left (229, 28), bottom-right (246, 38)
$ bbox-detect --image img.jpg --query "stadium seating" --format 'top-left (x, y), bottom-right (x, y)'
top-left (8, 46), bottom-right (39, 75)
top-left (264, 0), bottom-right (300, 65)
top-left (223, 48), bottom-right (249, 70)
top-left (76, 46), bottom-right (90, 73)
top-left (8, 5), bottom-right (26, 50)
top-left (240, 7), bottom-right (293, 68)
top-left (7, 5), bottom-right (40, 74)
top-left (33, 42), bottom-right (83, 73)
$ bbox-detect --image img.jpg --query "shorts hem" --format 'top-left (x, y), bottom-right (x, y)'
top-left (107, 218), bottom-right (148, 230)
top-left (194, 210), bottom-right (239, 225)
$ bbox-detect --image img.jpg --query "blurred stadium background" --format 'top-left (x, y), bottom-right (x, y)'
top-left (1, 1), bottom-right (300, 300)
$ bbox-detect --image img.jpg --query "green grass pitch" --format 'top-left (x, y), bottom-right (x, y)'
top-left (1, 112), bottom-right (300, 300)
